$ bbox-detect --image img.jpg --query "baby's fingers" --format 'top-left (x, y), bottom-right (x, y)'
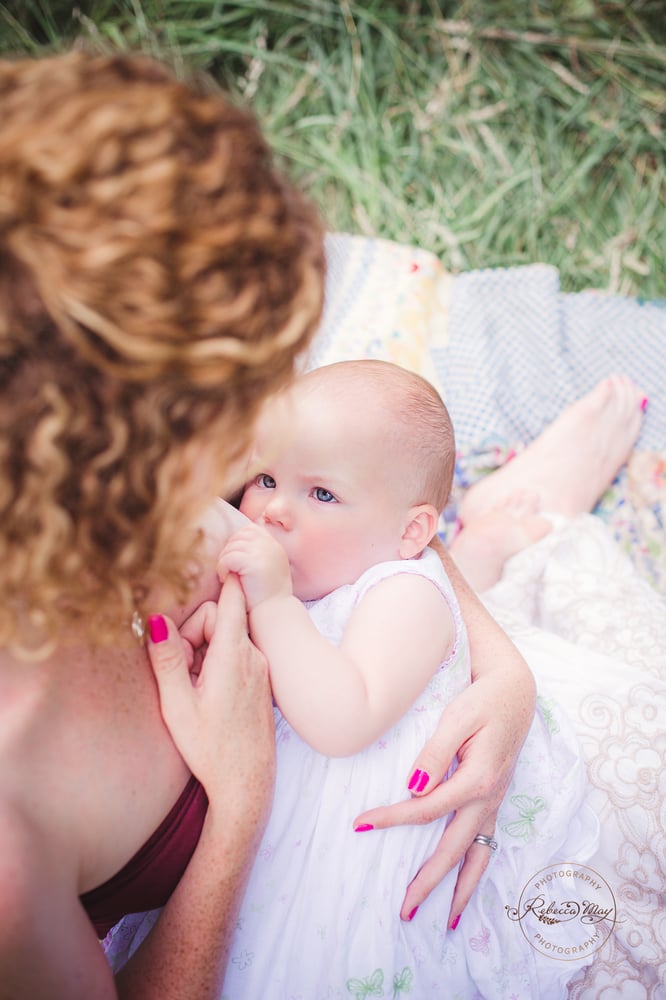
top-left (216, 542), bottom-right (242, 582)
top-left (216, 533), bottom-right (260, 582)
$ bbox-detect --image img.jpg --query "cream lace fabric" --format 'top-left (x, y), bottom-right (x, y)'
top-left (485, 514), bottom-right (666, 998)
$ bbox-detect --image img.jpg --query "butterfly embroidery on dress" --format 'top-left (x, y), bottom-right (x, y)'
top-left (501, 794), bottom-right (546, 840)
top-left (346, 968), bottom-right (384, 998)
top-left (392, 966), bottom-right (414, 995)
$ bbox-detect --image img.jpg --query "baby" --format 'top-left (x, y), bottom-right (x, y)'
top-left (217, 359), bottom-right (598, 999)
top-left (220, 358), bottom-right (459, 758)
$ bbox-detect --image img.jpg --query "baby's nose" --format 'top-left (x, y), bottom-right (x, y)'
top-left (262, 495), bottom-right (291, 530)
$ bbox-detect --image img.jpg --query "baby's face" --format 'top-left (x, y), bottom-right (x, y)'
top-left (239, 385), bottom-right (407, 600)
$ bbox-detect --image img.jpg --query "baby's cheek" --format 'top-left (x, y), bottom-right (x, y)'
top-left (239, 491), bottom-right (260, 522)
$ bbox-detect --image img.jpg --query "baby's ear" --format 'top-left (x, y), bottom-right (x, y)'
top-left (399, 504), bottom-right (439, 559)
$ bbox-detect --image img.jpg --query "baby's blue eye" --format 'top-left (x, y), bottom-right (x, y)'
top-left (257, 473), bottom-right (276, 489)
top-left (313, 487), bottom-right (336, 503)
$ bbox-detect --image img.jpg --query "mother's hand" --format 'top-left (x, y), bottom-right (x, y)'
top-left (353, 661), bottom-right (535, 928)
top-left (146, 573), bottom-right (275, 827)
top-left (117, 575), bottom-right (275, 999)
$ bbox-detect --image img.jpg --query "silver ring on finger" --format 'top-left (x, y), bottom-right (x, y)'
top-left (473, 834), bottom-right (498, 852)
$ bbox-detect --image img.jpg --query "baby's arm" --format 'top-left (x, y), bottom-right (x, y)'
top-left (353, 536), bottom-right (535, 923)
top-left (219, 526), bottom-right (455, 757)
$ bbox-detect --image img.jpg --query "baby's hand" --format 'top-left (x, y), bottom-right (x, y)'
top-left (218, 524), bottom-right (292, 611)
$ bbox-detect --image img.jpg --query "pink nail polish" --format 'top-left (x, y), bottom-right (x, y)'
top-left (407, 906), bottom-right (419, 921)
top-left (408, 769), bottom-right (422, 791)
top-left (450, 913), bottom-right (461, 931)
top-left (148, 614), bottom-right (168, 643)
top-left (354, 823), bottom-right (374, 832)
top-left (640, 396), bottom-right (649, 412)
top-left (416, 770), bottom-right (430, 793)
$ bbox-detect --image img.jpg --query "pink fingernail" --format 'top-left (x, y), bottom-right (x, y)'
top-left (450, 913), bottom-right (461, 931)
top-left (148, 614), bottom-right (168, 643)
top-left (416, 770), bottom-right (430, 793)
top-left (407, 906), bottom-right (419, 921)
top-left (408, 769), bottom-right (422, 791)
top-left (640, 396), bottom-right (649, 412)
top-left (354, 823), bottom-right (374, 832)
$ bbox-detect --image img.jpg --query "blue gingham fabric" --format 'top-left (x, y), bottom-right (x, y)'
top-left (320, 235), bottom-right (665, 452)
top-left (434, 264), bottom-right (665, 450)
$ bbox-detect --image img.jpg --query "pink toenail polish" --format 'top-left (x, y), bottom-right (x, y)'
top-left (407, 906), bottom-right (419, 921)
top-left (450, 914), bottom-right (461, 931)
top-left (354, 823), bottom-right (374, 832)
top-left (640, 396), bottom-right (649, 412)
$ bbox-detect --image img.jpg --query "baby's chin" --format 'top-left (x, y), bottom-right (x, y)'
top-left (293, 583), bottom-right (324, 603)
top-left (292, 571), bottom-right (355, 603)
top-left (292, 553), bottom-right (401, 602)
top-left (290, 567), bottom-right (332, 603)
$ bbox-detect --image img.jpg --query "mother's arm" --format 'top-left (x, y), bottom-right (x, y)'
top-left (0, 567), bottom-right (272, 1000)
top-left (353, 537), bottom-right (536, 927)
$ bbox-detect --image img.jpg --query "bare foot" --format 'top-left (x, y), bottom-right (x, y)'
top-left (450, 492), bottom-right (552, 592)
top-left (459, 376), bottom-right (647, 523)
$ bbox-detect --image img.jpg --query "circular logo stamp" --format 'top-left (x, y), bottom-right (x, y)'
top-left (505, 863), bottom-right (617, 961)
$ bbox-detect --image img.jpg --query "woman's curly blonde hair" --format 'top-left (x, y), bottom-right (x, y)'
top-left (0, 50), bottom-right (325, 656)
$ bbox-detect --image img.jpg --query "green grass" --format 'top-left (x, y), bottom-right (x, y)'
top-left (1, 0), bottom-right (664, 295)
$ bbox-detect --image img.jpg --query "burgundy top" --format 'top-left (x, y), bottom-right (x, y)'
top-left (80, 774), bottom-right (208, 937)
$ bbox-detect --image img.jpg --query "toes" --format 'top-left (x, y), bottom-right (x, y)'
top-left (606, 374), bottom-right (645, 412)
